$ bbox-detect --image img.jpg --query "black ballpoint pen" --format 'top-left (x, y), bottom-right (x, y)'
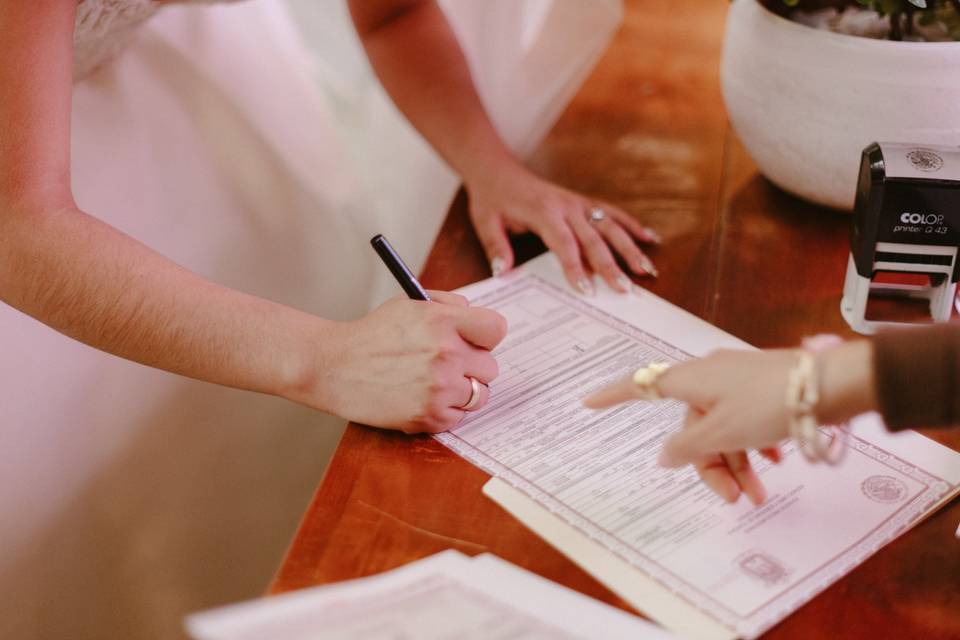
top-left (370, 234), bottom-right (432, 301)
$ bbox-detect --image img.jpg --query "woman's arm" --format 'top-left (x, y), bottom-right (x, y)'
top-left (0, 1), bottom-right (506, 433)
top-left (633, 325), bottom-right (960, 464)
top-left (584, 339), bottom-right (879, 504)
top-left (349, 0), bottom-right (660, 294)
top-left (585, 326), bottom-right (960, 504)
top-left (0, 1), bottom-right (321, 401)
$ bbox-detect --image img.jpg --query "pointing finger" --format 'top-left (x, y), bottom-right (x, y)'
top-left (584, 374), bottom-right (640, 409)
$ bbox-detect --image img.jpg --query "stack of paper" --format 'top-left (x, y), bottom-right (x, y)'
top-left (435, 253), bottom-right (960, 639)
top-left (185, 550), bottom-right (670, 639)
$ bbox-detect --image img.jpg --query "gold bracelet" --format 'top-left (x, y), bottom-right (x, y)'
top-left (785, 351), bottom-right (846, 465)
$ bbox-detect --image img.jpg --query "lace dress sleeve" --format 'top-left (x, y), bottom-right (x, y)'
top-left (74, 0), bottom-right (158, 79)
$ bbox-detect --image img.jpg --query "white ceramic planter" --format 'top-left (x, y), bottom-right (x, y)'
top-left (721, 0), bottom-right (960, 210)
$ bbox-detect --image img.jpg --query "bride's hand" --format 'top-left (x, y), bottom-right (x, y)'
top-left (298, 291), bottom-right (507, 434)
top-left (465, 164), bottom-right (660, 295)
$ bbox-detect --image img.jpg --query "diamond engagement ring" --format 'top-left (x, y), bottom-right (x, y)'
top-left (589, 207), bottom-right (606, 225)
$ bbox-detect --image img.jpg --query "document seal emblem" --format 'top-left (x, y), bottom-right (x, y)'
top-left (907, 148), bottom-right (944, 173)
top-left (861, 475), bottom-right (908, 504)
top-left (737, 551), bottom-right (789, 586)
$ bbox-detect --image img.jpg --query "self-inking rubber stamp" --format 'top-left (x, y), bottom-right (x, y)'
top-left (842, 142), bottom-right (960, 335)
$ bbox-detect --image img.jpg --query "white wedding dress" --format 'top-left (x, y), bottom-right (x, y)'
top-left (0, 1), bottom-right (621, 638)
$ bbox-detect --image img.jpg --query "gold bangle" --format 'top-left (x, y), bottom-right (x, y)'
top-left (632, 362), bottom-right (671, 400)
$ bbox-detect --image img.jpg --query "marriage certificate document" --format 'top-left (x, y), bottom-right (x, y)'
top-left (436, 253), bottom-right (960, 640)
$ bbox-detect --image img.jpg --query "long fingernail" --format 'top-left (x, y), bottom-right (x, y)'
top-left (644, 227), bottom-right (662, 244)
top-left (491, 257), bottom-right (506, 277)
top-left (616, 274), bottom-right (634, 294)
top-left (577, 276), bottom-right (595, 297)
top-left (640, 256), bottom-right (659, 278)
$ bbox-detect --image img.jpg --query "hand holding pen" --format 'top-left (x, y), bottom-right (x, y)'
top-left (300, 234), bottom-right (505, 433)
top-left (284, 235), bottom-right (505, 433)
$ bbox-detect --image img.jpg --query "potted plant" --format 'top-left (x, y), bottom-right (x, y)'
top-left (721, 0), bottom-right (960, 210)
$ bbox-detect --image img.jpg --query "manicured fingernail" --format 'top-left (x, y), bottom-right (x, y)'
top-left (644, 227), bottom-right (662, 244)
top-left (640, 256), bottom-right (659, 278)
top-left (491, 257), bottom-right (506, 277)
top-left (616, 274), bottom-right (633, 294)
top-left (577, 276), bottom-right (595, 296)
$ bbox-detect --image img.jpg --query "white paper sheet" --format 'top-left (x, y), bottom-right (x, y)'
top-left (184, 550), bottom-right (670, 640)
top-left (437, 253), bottom-right (960, 640)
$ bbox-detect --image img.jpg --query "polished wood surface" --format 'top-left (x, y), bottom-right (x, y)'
top-left (272, 1), bottom-right (960, 637)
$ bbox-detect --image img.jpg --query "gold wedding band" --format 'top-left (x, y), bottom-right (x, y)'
top-left (459, 376), bottom-right (482, 411)
top-left (632, 362), bottom-right (671, 400)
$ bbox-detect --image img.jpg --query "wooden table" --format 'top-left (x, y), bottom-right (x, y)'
top-left (272, 1), bottom-right (960, 637)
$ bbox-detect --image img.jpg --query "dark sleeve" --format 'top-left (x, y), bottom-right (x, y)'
top-left (873, 323), bottom-right (960, 431)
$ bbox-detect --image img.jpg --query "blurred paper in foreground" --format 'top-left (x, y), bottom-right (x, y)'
top-left (185, 550), bottom-right (670, 640)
